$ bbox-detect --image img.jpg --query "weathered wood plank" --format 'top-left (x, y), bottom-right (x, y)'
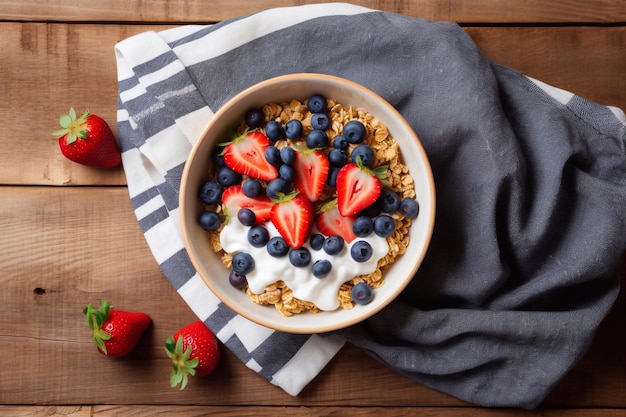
top-left (1, 0), bottom-right (624, 24)
top-left (2, 23), bottom-right (624, 187)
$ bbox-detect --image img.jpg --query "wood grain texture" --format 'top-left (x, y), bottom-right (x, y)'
top-left (1, 23), bottom-right (624, 187)
top-left (1, 0), bottom-right (625, 23)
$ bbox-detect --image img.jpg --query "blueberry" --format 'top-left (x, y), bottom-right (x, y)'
top-left (351, 282), bottom-right (373, 304)
top-left (359, 203), bottom-right (381, 218)
top-left (374, 215), bottom-right (396, 237)
top-left (265, 120), bottom-right (285, 141)
top-left (312, 259), bottom-right (332, 278)
top-left (266, 178), bottom-right (290, 198)
top-left (228, 269), bottom-right (247, 289)
top-left (237, 208), bottom-right (256, 226)
top-left (328, 149), bottom-right (347, 167)
top-left (279, 164), bottom-right (295, 182)
top-left (245, 108), bottom-right (264, 128)
top-left (242, 179), bottom-right (262, 198)
top-left (307, 94), bottom-right (327, 113)
top-left (232, 252), bottom-right (255, 275)
top-left (280, 146), bottom-right (296, 165)
top-left (326, 167), bottom-right (339, 187)
top-left (216, 166), bottom-right (242, 187)
top-left (212, 148), bottom-right (226, 168)
top-left (351, 240), bottom-right (373, 262)
top-left (289, 247), bottom-right (311, 267)
top-left (352, 216), bottom-right (374, 237)
top-left (248, 225), bottom-right (269, 248)
top-left (267, 236), bottom-right (289, 257)
top-left (399, 198), bottom-right (419, 218)
top-left (311, 113), bottom-right (330, 130)
top-left (284, 119), bottom-right (303, 139)
top-left (309, 233), bottom-right (325, 250)
top-left (351, 144), bottom-right (375, 167)
top-left (333, 135), bottom-right (349, 150)
top-left (305, 129), bottom-right (329, 149)
top-left (343, 120), bottom-right (366, 144)
top-left (265, 145), bottom-right (282, 166)
top-left (378, 188), bottom-right (400, 213)
top-left (198, 181), bottom-right (223, 205)
top-left (198, 211), bottom-right (221, 231)
top-left (323, 235), bottom-right (345, 255)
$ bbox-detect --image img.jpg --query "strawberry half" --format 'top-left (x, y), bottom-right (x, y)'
top-left (53, 108), bottom-right (121, 169)
top-left (293, 148), bottom-right (329, 202)
top-left (220, 130), bottom-right (278, 181)
top-left (166, 321), bottom-right (220, 390)
top-left (270, 191), bottom-right (314, 249)
top-left (316, 199), bottom-right (357, 243)
top-left (84, 300), bottom-right (151, 358)
top-left (336, 161), bottom-right (387, 217)
top-left (221, 185), bottom-right (273, 224)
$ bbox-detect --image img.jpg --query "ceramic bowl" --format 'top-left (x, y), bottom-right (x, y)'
top-left (180, 73), bottom-right (435, 333)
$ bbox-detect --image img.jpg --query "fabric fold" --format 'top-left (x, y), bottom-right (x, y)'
top-left (115, 2), bottom-right (625, 408)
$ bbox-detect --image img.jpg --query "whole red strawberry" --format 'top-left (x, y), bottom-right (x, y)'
top-left (53, 107), bottom-right (121, 168)
top-left (166, 321), bottom-right (220, 390)
top-left (83, 300), bottom-right (152, 358)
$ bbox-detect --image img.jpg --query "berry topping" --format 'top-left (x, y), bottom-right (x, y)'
top-left (305, 129), bottom-right (329, 148)
top-left (293, 148), bottom-right (329, 202)
top-left (310, 113), bottom-right (330, 130)
top-left (248, 225), bottom-right (270, 248)
top-left (306, 94), bottom-right (327, 113)
top-left (216, 165), bottom-right (242, 187)
top-left (343, 120), bottom-right (367, 144)
top-left (242, 179), bottom-right (262, 198)
top-left (280, 146), bottom-right (296, 165)
top-left (351, 241), bottom-right (373, 262)
top-left (265, 120), bottom-right (285, 141)
top-left (352, 215), bottom-right (374, 237)
top-left (336, 160), bottom-right (387, 217)
top-left (351, 144), bottom-right (375, 167)
top-left (312, 259), bottom-right (332, 278)
top-left (264, 145), bottom-right (282, 166)
top-left (328, 148), bottom-right (347, 167)
top-left (198, 181), bottom-right (223, 205)
top-left (220, 130), bottom-right (278, 181)
top-left (378, 188), bottom-right (400, 213)
top-left (289, 247), bottom-right (311, 267)
top-left (316, 200), bottom-right (357, 243)
top-left (221, 185), bottom-right (273, 224)
top-left (266, 178), bottom-right (290, 199)
top-left (232, 252), bottom-right (255, 275)
top-left (309, 233), bottom-right (325, 251)
top-left (374, 215), bottom-right (396, 237)
top-left (228, 270), bottom-right (247, 289)
top-left (351, 282), bottom-right (373, 304)
top-left (270, 191), bottom-right (314, 249)
top-left (279, 164), bottom-right (296, 182)
top-left (198, 211), bottom-right (222, 231)
top-left (284, 119), bottom-right (303, 139)
top-left (267, 236), bottom-right (290, 257)
top-left (245, 108), bottom-right (265, 128)
top-left (237, 208), bottom-right (256, 226)
top-left (323, 235), bottom-right (345, 256)
top-left (399, 197), bottom-right (420, 218)
top-left (333, 135), bottom-right (349, 150)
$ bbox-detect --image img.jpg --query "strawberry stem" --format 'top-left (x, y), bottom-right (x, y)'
top-left (52, 107), bottom-right (90, 144)
top-left (83, 300), bottom-right (112, 355)
top-left (165, 335), bottom-right (200, 390)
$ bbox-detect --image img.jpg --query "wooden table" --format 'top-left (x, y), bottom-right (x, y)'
top-left (2, 1), bottom-right (625, 415)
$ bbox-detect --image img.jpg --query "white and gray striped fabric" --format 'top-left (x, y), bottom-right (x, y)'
top-left (115, 3), bottom-right (626, 408)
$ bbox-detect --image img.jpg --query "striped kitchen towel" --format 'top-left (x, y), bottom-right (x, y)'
top-left (115, 2), bottom-right (626, 408)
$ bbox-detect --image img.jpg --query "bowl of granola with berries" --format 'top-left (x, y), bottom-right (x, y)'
top-left (180, 73), bottom-right (435, 333)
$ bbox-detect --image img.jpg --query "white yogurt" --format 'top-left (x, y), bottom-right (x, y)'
top-left (220, 219), bottom-right (388, 311)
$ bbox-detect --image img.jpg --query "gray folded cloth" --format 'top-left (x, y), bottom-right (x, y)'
top-left (115, 3), bottom-right (626, 408)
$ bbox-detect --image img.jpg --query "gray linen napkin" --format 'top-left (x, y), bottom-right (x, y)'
top-left (115, 2), bottom-right (626, 408)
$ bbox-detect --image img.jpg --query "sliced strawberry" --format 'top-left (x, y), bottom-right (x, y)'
top-left (221, 185), bottom-right (273, 224)
top-left (293, 149), bottom-right (329, 202)
top-left (316, 199), bottom-right (357, 243)
top-left (221, 130), bottom-right (278, 181)
top-left (336, 161), bottom-right (387, 217)
top-left (270, 191), bottom-right (314, 249)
